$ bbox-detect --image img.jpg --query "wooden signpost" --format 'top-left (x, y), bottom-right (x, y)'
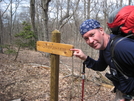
top-left (36, 29), bottom-right (74, 101)
top-left (36, 41), bottom-right (74, 57)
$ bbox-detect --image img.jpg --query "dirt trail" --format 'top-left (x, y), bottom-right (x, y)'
top-left (0, 50), bottom-right (115, 101)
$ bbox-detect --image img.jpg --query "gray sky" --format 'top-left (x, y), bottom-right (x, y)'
top-left (0, 0), bottom-right (30, 14)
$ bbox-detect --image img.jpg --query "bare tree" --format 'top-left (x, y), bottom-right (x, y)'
top-left (30, 0), bottom-right (37, 41)
top-left (102, 0), bottom-right (109, 30)
top-left (9, 0), bottom-right (13, 44)
top-left (0, 11), bottom-right (3, 53)
top-left (87, 0), bottom-right (91, 19)
top-left (0, 1), bottom-right (12, 52)
top-left (128, 0), bottom-right (132, 5)
top-left (119, 0), bottom-right (123, 7)
top-left (41, 0), bottom-right (51, 41)
top-left (58, 0), bottom-right (70, 29)
top-left (52, 0), bottom-right (72, 30)
top-left (8, 0), bottom-right (21, 44)
top-left (35, 1), bottom-right (42, 40)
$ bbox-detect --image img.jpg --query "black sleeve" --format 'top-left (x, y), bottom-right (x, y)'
top-left (83, 51), bottom-right (108, 71)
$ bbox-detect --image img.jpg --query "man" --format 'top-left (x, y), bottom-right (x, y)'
top-left (71, 19), bottom-right (134, 101)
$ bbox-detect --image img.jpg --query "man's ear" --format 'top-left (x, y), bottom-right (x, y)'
top-left (98, 27), bottom-right (105, 36)
top-left (99, 27), bottom-right (103, 31)
top-left (98, 27), bottom-right (104, 33)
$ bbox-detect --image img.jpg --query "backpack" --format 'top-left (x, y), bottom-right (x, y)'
top-left (107, 5), bottom-right (134, 36)
top-left (107, 5), bottom-right (134, 78)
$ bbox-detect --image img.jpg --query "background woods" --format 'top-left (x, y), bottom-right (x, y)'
top-left (0, 0), bottom-right (134, 101)
top-left (0, 0), bottom-right (133, 50)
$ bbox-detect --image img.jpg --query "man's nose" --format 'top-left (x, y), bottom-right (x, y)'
top-left (86, 38), bottom-right (93, 45)
top-left (88, 37), bottom-right (94, 44)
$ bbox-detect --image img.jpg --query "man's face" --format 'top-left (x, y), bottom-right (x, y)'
top-left (82, 28), bottom-right (105, 50)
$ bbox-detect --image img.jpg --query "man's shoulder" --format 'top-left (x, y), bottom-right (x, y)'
top-left (110, 34), bottom-right (116, 38)
top-left (110, 34), bottom-right (134, 56)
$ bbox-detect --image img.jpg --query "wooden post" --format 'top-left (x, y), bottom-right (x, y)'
top-left (36, 29), bottom-right (73, 101)
top-left (50, 29), bottom-right (61, 101)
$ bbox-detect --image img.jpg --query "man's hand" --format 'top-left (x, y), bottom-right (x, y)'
top-left (70, 49), bottom-right (87, 60)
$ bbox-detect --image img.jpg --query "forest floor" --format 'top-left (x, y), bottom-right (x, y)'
top-left (0, 49), bottom-right (115, 101)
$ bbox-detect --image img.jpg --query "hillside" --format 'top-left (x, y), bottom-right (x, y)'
top-left (0, 49), bottom-right (115, 101)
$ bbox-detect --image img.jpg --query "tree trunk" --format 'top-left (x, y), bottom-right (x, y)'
top-left (119, 0), bottom-right (123, 7)
top-left (9, 0), bottom-right (13, 44)
top-left (30, 0), bottom-right (37, 41)
top-left (41, 0), bottom-right (51, 58)
top-left (128, 0), bottom-right (132, 5)
top-left (58, 0), bottom-right (70, 29)
top-left (87, 0), bottom-right (90, 19)
top-left (41, 0), bottom-right (51, 41)
top-left (0, 11), bottom-right (3, 53)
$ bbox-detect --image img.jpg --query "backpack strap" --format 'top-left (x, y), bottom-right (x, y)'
top-left (110, 34), bottom-right (133, 79)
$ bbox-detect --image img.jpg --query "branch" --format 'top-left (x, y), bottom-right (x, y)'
top-left (1, 3), bottom-right (10, 17)
top-left (59, 0), bottom-right (80, 30)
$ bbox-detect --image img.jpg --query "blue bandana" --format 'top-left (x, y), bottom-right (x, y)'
top-left (80, 19), bottom-right (101, 35)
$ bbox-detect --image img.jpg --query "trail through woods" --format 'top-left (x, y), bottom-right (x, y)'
top-left (0, 50), bottom-right (115, 101)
